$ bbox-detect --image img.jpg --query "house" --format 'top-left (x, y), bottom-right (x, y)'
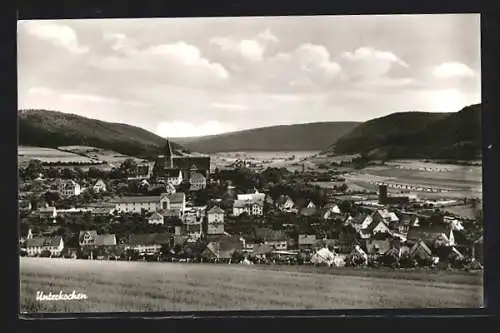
top-left (320, 203), bottom-right (341, 220)
top-left (306, 201), bottom-right (316, 208)
top-left (207, 205), bottom-right (225, 235)
top-left (183, 206), bottom-right (205, 240)
top-left (25, 236), bottom-right (64, 257)
top-left (275, 195), bottom-right (295, 213)
top-left (394, 213), bottom-right (419, 235)
top-left (126, 233), bottom-right (171, 255)
top-left (148, 212), bottom-right (164, 225)
top-left (298, 234), bottom-right (318, 250)
top-left (374, 209), bottom-right (399, 224)
top-left (58, 180), bottom-right (81, 198)
top-left (202, 235), bottom-right (243, 262)
top-left (365, 239), bottom-right (392, 255)
top-left (114, 192), bottom-right (186, 214)
top-left (252, 243), bottom-right (274, 258)
top-left (79, 230), bottom-right (117, 247)
top-left (38, 206), bottom-right (57, 220)
top-left (359, 219), bottom-right (392, 239)
top-left (310, 247), bottom-right (336, 266)
top-left (159, 208), bottom-right (183, 219)
top-left (407, 224), bottom-right (455, 248)
top-left (92, 179), bottom-right (107, 193)
top-left (152, 141), bottom-right (210, 180)
top-left (237, 190), bottom-right (266, 202)
top-left (163, 168), bottom-right (183, 186)
top-left (255, 228), bottom-right (287, 250)
top-left (409, 241), bottom-right (435, 262)
top-left (189, 172), bottom-right (206, 191)
top-left (233, 199), bottom-right (264, 216)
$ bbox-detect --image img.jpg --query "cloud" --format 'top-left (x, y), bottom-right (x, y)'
top-left (210, 103), bottom-right (249, 111)
top-left (432, 62), bottom-right (476, 78)
top-left (210, 29), bottom-right (278, 61)
top-left (156, 120), bottom-right (234, 138)
top-left (21, 21), bottom-right (88, 54)
top-left (88, 39), bottom-right (229, 87)
top-left (341, 47), bottom-right (408, 80)
top-left (103, 32), bottom-right (132, 52)
top-left (28, 87), bottom-right (53, 95)
top-left (259, 43), bottom-right (341, 90)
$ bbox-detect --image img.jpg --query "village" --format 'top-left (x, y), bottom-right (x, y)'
top-left (18, 141), bottom-right (484, 271)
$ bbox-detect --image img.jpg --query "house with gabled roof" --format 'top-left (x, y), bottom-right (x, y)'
top-left (92, 179), bottom-right (107, 193)
top-left (25, 236), bottom-right (64, 257)
top-left (275, 195), bottom-right (295, 213)
top-left (407, 224), bottom-right (455, 248)
top-left (298, 234), bottom-right (318, 250)
top-left (148, 212), bottom-right (164, 225)
top-left (358, 219), bottom-right (392, 239)
top-left (189, 172), bottom-right (207, 191)
top-left (79, 230), bottom-right (117, 248)
top-left (126, 233), bottom-right (171, 255)
top-left (207, 205), bottom-right (225, 235)
top-left (255, 228), bottom-right (288, 250)
top-left (409, 240), bottom-right (435, 262)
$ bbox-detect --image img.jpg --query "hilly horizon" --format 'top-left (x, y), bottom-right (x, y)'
top-left (330, 103), bottom-right (482, 160)
top-left (18, 109), bottom-right (189, 159)
top-left (174, 122), bottom-right (361, 153)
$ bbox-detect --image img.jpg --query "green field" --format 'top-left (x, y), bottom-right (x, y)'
top-left (18, 146), bottom-right (97, 166)
top-left (20, 258), bottom-right (483, 313)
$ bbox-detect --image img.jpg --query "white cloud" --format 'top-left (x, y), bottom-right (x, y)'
top-left (210, 29), bottom-right (278, 61)
top-left (421, 88), bottom-right (472, 112)
top-left (341, 47), bottom-right (408, 79)
top-left (256, 29), bottom-right (279, 44)
top-left (262, 43), bottom-right (341, 89)
top-left (103, 32), bottom-right (131, 52)
top-left (432, 62), bottom-right (476, 78)
top-left (88, 39), bottom-right (229, 86)
top-left (28, 87), bottom-right (53, 95)
top-left (156, 120), bottom-right (233, 138)
top-left (21, 21), bottom-right (88, 54)
top-left (210, 103), bottom-right (249, 111)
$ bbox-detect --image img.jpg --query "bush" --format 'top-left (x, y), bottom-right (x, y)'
top-left (40, 250), bottom-right (52, 257)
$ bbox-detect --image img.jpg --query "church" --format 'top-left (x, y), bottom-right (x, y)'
top-left (151, 140), bottom-right (211, 183)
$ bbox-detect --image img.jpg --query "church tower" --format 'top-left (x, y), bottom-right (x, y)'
top-left (164, 139), bottom-right (173, 168)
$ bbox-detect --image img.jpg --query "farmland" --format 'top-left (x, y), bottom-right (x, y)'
top-left (20, 258), bottom-right (483, 313)
top-left (18, 146), bottom-right (97, 167)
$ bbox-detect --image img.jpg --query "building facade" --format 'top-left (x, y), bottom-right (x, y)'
top-left (207, 205), bottom-right (225, 235)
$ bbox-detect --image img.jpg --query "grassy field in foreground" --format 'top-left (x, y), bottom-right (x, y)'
top-left (20, 258), bottom-right (483, 313)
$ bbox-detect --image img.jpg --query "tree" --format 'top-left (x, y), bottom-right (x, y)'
top-left (26, 159), bottom-right (44, 179)
top-left (120, 158), bottom-right (138, 177)
top-left (61, 168), bottom-right (76, 179)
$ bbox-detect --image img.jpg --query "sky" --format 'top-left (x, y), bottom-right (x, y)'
top-left (17, 14), bottom-right (481, 138)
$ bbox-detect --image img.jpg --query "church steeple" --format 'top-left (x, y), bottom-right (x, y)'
top-left (164, 138), bottom-right (173, 168)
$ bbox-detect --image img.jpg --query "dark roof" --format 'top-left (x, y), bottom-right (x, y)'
top-left (160, 192), bottom-right (185, 204)
top-left (410, 241), bottom-right (433, 257)
top-left (128, 233), bottom-right (171, 246)
top-left (114, 196), bottom-right (159, 203)
top-left (79, 230), bottom-right (98, 243)
top-left (276, 195), bottom-right (293, 206)
top-left (299, 207), bottom-right (317, 216)
top-left (26, 236), bottom-right (62, 248)
top-left (298, 234), bottom-right (317, 246)
top-left (255, 228), bottom-right (287, 242)
top-left (95, 234), bottom-right (117, 246)
top-left (173, 156), bottom-right (210, 171)
top-left (163, 168), bottom-right (181, 177)
top-left (407, 224), bottom-right (450, 243)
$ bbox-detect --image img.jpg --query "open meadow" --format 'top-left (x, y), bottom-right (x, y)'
top-left (20, 257), bottom-right (483, 313)
top-left (18, 146), bottom-right (97, 166)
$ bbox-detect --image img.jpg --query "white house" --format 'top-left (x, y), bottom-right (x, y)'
top-left (114, 192), bottom-right (186, 214)
top-left (237, 190), bottom-right (266, 202)
top-left (164, 169), bottom-right (183, 186)
top-left (25, 236), bottom-right (64, 257)
top-left (127, 233), bottom-right (171, 255)
top-left (148, 212), bottom-right (164, 225)
top-left (93, 179), bottom-right (107, 192)
top-left (189, 172), bottom-right (207, 191)
top-left (59, 180), bottom-right (81, 198)
top-left (233, 199), bottom-right (264, 216)
top-left (207, 205), bottom-right (225, 235)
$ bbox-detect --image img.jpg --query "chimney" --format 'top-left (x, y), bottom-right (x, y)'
top-left (378, 184), bottom-right (388, 204)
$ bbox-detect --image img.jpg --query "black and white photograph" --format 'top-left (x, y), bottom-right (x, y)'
top-left (17, 14), bottom-right (483, 313)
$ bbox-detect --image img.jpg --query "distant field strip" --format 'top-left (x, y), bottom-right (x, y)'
top-left (20, 258), bottom-right (483, 313)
